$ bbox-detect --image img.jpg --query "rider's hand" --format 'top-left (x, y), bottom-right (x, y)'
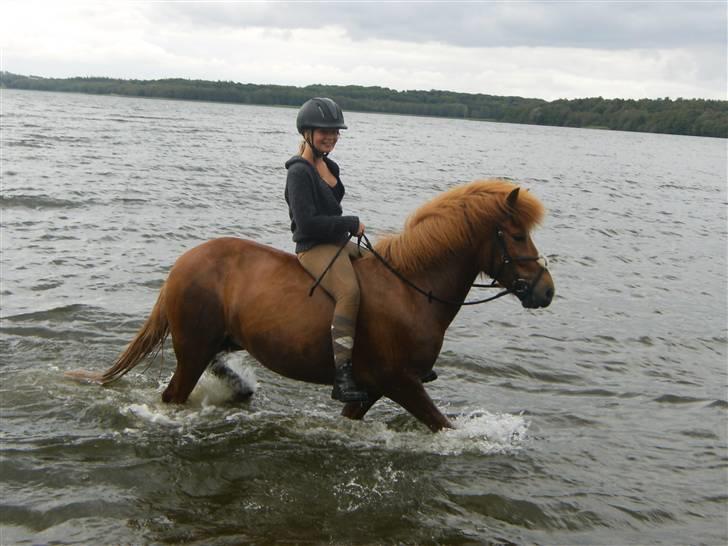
top-left (356, 222), bottom-right (365, 237)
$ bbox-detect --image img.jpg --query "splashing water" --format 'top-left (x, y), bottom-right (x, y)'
top-left (187, 353), bottom-right (258, 406)
top-left (119, 354), bottom-right (258, 430)
top-left (117, 353), bottom-right (528, 455)
top-left (361, 410), bottom-right (529, 456)
top-left (446, 410), bottom-right (529, 453)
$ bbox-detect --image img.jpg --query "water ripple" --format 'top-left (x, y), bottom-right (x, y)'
top-left (1, 89), bottom-right (726, 546)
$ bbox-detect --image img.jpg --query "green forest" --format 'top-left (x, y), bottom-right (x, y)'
top-left (2, 72), bottom-right (726, 138)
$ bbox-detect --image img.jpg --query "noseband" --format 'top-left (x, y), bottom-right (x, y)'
top-left (491, 226), bottom-right (549, 302)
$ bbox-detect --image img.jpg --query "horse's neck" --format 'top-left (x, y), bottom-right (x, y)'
top-left (410, 250), bottom-right (481, 327)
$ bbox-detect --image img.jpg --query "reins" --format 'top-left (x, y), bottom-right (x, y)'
top-left (357, 234), bottom-right (512, 306)
top-left (307, 237), bottom-right (352, 297)
top-left (308, 231), bottom-right (529, 306)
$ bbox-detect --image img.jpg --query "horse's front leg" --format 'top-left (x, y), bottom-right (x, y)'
top-left (386, 375), bottom-right (453, 432)
top-left (341, 395), bottom-right (382, 420)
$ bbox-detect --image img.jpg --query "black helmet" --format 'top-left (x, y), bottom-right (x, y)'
top-left (296, 97), bottom-right (347, 134)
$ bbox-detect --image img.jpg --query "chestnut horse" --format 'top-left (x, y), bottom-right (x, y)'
top-left (69, 180), bottom-right (554, 431)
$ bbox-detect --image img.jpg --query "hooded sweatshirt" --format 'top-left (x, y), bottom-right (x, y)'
top-left (284, 155), bottom-right (360, 253)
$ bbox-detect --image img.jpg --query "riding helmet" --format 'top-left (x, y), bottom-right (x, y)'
top-left (296, 97), bottom-right (347, 134)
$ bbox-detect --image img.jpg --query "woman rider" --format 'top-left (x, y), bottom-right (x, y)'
top-left (284, 97), bottom-right (369, 403)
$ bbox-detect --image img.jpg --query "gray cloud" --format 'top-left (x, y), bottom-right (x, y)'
top-left (150, 1), bottom-right (726, 50)
top-left (2, 1), bottom-right (723, 100)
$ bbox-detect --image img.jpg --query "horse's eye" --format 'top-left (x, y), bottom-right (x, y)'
top-left (513, 234), bottom-right (526, 243)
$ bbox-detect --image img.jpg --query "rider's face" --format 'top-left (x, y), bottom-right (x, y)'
top-left (312, 128), bottom-right (340, 154)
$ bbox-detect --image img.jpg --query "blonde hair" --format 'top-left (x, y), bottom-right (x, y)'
top-left (298, 129), bottom-right (313, 155)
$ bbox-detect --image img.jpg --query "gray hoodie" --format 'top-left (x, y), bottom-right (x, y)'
top-left (284, 155), bottom-right (360, 253)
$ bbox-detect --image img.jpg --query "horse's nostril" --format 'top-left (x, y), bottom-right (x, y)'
top-left (546, 288), bottom-right (554, 301)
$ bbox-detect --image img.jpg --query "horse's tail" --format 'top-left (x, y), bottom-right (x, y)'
top-left (66, 284), bottom-right (170, 385)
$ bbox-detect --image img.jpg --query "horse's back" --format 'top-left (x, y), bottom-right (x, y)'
top-left (168, 236), bottom-right (325, 323)
top-left (173, 237), bottom-right (291, 268)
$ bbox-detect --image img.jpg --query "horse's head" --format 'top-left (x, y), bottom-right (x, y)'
top-left (374, 179), bottom-right (555, 309)
top-left (482, 187), bottom-right (555, 309)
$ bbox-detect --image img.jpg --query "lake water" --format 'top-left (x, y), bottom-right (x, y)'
top-left (1, 89), bottom-right (726, 545)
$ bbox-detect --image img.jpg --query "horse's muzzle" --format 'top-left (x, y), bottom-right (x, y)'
top-left (516, 269), bottom-right (554, 309)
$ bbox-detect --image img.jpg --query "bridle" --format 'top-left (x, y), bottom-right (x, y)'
top-left (490, 226), bottom-right (549, 304)
top-left (309, 227), bottom-right (549, 307)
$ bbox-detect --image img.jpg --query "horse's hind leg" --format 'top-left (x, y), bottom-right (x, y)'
top-left (162, 306), bottom-right (225, 404)
top-left (162, 336), bottom-right (222, 403)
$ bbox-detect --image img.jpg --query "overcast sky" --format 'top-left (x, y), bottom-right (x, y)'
top-left (1, 1), bottom-right (725, 101)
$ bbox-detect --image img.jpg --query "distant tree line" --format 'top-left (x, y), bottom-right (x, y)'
top-left (2, 72), bottom-right (725, 138)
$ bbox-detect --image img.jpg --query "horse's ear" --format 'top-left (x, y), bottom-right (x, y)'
top-left (506, 187), bottom-right (520, 210)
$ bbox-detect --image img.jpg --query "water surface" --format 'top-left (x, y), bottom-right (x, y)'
top-left (1, 89), bottom-right (726, 545)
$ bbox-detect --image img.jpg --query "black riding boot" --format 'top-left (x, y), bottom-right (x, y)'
top-left (332, 360), bottom-right (368, 403)
top-left (331, 315), bottom-right (368, 403)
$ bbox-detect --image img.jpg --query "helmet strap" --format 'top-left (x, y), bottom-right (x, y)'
top-left (304, 132), bottom-right (328, 159)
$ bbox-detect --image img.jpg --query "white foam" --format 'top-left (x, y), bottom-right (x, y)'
top-left (118, 402), bottom-right (528, 455)
top-left (289, 408), bottom-right (529, 456)
top-left (121, 401), bottom-right (228, 429)
top-left (373, 410), bottom-right (529, 455)
top-left (333, 461), bottom-right (406, 512)
top-left (116, 355), bottom-right (528, 456)
top-left (122, 403), bottom-right (180, 427)
top-left (444, 410), bottom-right (529, 454)
top-left (119, 355), bottom-right (258, 429)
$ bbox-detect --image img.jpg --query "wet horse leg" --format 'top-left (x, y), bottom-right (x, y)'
top-left (162, 297), bottom-right (225, 403)
top-left (162, 334), bottom-right (223, 403)
top-left (341, 395), bottom-right (382, 420)
top-left (386, 376), bottom-right (453, 432)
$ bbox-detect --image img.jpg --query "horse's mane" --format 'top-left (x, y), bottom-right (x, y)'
top-left (373, 179), bottom-right (545, 274)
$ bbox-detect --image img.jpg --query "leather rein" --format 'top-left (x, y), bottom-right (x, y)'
top-left (309, 228), bottom-right (548, 307)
